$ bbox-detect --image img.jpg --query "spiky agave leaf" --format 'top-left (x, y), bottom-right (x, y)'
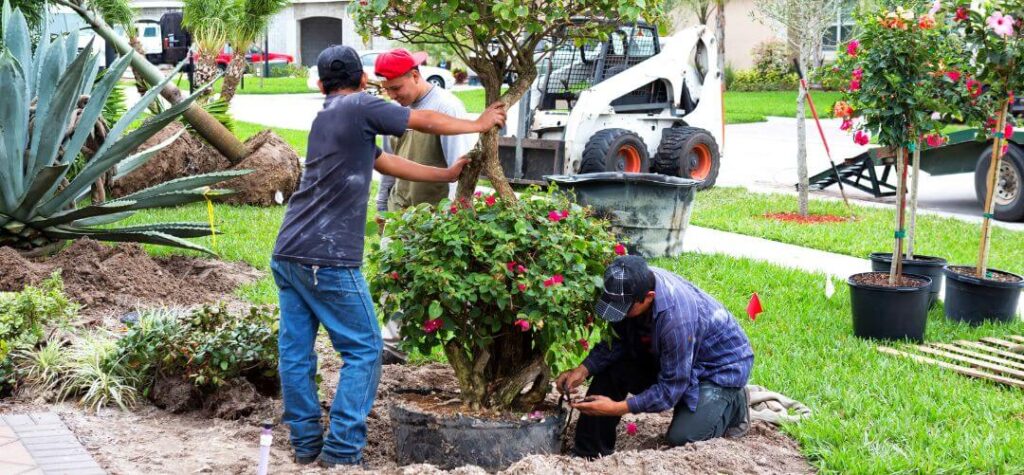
top-left (0, 6), bottom-right (250, 254)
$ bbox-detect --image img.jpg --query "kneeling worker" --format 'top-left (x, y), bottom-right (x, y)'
top-left (556, 255), bottom-right (754, 457)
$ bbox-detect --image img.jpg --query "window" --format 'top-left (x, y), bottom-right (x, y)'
top-left (822, 0), bottom-right (856, 53)
top-left (143, 27), bottom-right (157, 38)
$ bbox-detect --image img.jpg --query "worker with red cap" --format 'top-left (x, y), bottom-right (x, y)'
top-left (373, 48), bottom-right (478, 365)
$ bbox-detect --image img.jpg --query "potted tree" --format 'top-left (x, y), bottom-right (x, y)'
top-left (940, 0), bottom-right (1024, 324)
top-left (832, 5), bottom-right (949, 340)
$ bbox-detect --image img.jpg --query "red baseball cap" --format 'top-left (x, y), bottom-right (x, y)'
top-left (374, 48), bottom-right (429, 80)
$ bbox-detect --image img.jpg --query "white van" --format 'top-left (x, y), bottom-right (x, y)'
top-left (135, 20), bottom-right (163, 63)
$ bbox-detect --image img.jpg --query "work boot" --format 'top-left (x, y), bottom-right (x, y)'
top-left (724, 385), bottom-right (751, 438)
top-left (380, 318), bottom-right (407, 365)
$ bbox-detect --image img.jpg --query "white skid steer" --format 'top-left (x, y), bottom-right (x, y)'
top-left (498, 21), bottom-right (724, 190)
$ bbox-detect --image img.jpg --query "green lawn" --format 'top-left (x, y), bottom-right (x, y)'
top-left (167, 75), bottom-right (315, 95)
top-left (690, 187), bottom-right (1024, 276)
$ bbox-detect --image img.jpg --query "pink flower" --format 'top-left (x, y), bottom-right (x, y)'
top-left (547, 210), bottom-right (562, 222)
top-left (988, 11), bottom-right (1015, 37)
top-left (852, 68), bottom-right (864, 80)
top-left (485, 195), bottom-right (497, 206)
top-left (474, 191), bottom-right (482, 198)
top-left (955, 7), bottom-right (968, 22)
top-left (853, 130), bottom-right (870, 146)
top-left (514, 319), bottom-right (530, 331)
top-left (849, 78), bottom-right (861, 92)
top-left (517, 264), bottom-right (527, 274)
top-left (846, 40), bottom-right (860, 57)
top-left (507, 261), bottom-right (516, 272)
top-left (560, 210), bottom-right (570, 219)
top-left (614, 243), bottom-right (627, 255)
top-left (1002, 144), bottom-right (1010, 156)
top-left (966, 78), bottom-right (983, 97)
top-left (543, 278), bottom-right (554, 287)
top-left (578, 339), bottom-right (590, 350)
top-left (626, 422), bottom-right (638, 435)
top-left (945, 70), bottom-right (961, 82)
top-left (390, 271), bottom-right (400, 281)
top-left (1005, 123), bottom-right (1014, 139)
top-left (552, 274), bottom-right (564, 284)
top-left (925, 134), bottom-right (946, 147)
top-left (518, 283), bottom-right (527, 292)
top-left (423, 318), bottom-right (444, 334)
top-left (929, 0), bottom-right (941, 16)
top-left (840, 119), bottom-right (853, 131)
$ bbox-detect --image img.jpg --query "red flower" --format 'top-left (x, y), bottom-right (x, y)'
top-left (514, 319), bottom-right (530, 332)
top-left (560, 210), bottom-right (570, 219)
top-left (840, 119), bottom-right (853, 131)
top-left (955, 7), bottom-right (968, 21)
top-left (543, 278), bottom-right (554, 287)
top-left (518, 283), bottom-right (527, 292)
top-left (966, 78), bottom-right (983, 98)
top-left (389, 271), bottom-right (400, 280)
top-left (614, 243), bottom-right (627, 255)
top-left (851, 68), bottom-right (863, 80)
top-left (924, 134), bottom-right (946, 147)
top-left (423, 318), bottom-right (443, 334)
top-left (485, 195), bottom-right (497, 206)
top-left (547, 210), bottom-right (562, 222)
top-left (849, 78), bottom-right (861, 92)
top-left (578, 339), bottom-right (590, 350)
top-left (1005, 123), bottom-right (1014, 139)
top-left (552, 274), bottom-right (564, 284)
top-left (516, 264), bottom-right (527, 274)
top-left (474, 191), bottom-right (482, 198)
top-left (450, 205), bottom-right (459, 214)
top-left (586, 315), bottom-right (595, 325)
top-left (987, 117), bottom-right (998, 131)
top-left (945, 70), bottom-right (961, 83)
top-left (918, 14), bottom-right (936, 29)
top-left (507, 261), bottom-right (517, 272)
top-left (832, 101), bottom-right (854, 119)
top-left (845, 40), bottom-right (860, 57)
top-left (853, 130), bottom-right (870, 146)
top-left (626, 422), bottom-right (638, 435)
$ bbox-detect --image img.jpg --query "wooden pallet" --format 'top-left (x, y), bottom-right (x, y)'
top-left (877, 336), bottom-right (1024, 389)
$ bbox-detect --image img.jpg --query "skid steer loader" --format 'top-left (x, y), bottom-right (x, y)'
top-left (498, 21), bottom-right (723, 190)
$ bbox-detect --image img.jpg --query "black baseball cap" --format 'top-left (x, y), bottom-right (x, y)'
top-left (317, 45), bottom-right (363, 82)
top-left (594, 255), bottom-right (654, 323)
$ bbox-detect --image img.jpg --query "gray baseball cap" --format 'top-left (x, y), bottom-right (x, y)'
top-left (594, 255), bottom-right (654, 323)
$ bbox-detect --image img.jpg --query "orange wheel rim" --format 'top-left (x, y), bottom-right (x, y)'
top-left (618, 145), bottom-right (642, 173)
top-left (691, 144), bottom-right (712, 180)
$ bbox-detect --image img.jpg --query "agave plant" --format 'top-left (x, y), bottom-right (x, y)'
top-left (0, 4), bottom-right (246, 255)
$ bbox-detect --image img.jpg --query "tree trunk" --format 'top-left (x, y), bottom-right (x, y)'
top-left (715, 1), bottom-right (726, 88)
top-left (193, 52), bottom-right (221, 102)
top-left (889, 147), bottom-right (907, 285)
top-left (128, 36), bottom-right (149, 97)
top-left (795, 62), bottom-right (809, 216)
top-left (978, 100), bottom-right (1010, 277)
top-left (65, 1), bottom-right (249, 163)
top-left (219, 51), bottom-right (248, 104)
top-left (907, 139), bottom-right (921, 260)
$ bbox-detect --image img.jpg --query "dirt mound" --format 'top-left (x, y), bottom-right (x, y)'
top-left (217, 130), bottom-right (302, 206)
top-left (108, 122), bottom-right (230, 198)
top-left (0, 239), bottom-right (262, 321)
top-left (109, 124), bottom-right (301, 207)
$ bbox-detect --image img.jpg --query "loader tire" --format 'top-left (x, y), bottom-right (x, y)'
top-left (653, 126), bottom-right (720, 191)
top-left (579, 129), bottom-right (650, 174)
top-left (975, 142), bottom-right (1024, 222)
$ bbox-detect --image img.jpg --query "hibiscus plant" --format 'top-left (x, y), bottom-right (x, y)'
top-left (944, 0), bottom-right (1024, 277)
top-left (368, 187), bottom-right (620, 411)
top-left (831, 3), bottom-right (959, 283)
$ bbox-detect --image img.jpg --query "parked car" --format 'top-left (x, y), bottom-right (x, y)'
top-left (135, 20), bottom-right (163, 63)
top-left (192, 45), bottom-right (294, 70)
top-left (307, 49), bottom-right (456, 90)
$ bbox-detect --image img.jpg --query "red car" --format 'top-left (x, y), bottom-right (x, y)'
top-left (192, 45), bottom-right (294, 69)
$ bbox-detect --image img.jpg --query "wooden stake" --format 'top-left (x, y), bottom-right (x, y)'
top-left (877, 346), bottom-right (1024, 389)
top-left (978, 100), bottom-right (1010, 277)
top-left (890, 147), bottom-right (907, 285)
top-left (955, 340), bottom-right (1024, 362)
top-left (930, 343), bottom-right (1024, 371)
top-left (981, 337), bottom-right (1024, 353)
top-left (913, 346), bottom-right (1024, 379)
top-left (1008, 335), bottom-right (1024, 344)
top-left (907, 139), bottom-right (921, 260)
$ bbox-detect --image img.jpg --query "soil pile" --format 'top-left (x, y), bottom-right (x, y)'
top-left (0, 239), bottom-right (262, 320)
top-left (109, 124), bottom-right (301, 207)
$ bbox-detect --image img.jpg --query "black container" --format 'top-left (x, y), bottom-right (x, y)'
top-left (943, 266), bottom-right (1024, 325)
top-left (544, 172), bottom-right (699, 258)
top-left (848, 272), bottom-right (932, 342)
top-left (869, 253), bottom-right (947, 309)
top-left (391, 402), bottom-right (564, 471)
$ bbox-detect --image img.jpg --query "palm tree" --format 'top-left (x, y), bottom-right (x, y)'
top-left (182, 0), bottom-right (232, 102)
top-left (220, 0), bottom-right (289, 103)
top-left (713, 0), bottom-right (727, 85)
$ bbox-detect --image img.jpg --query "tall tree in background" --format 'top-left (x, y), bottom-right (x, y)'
top-left (354, 0), bottom-right (667, 201)
top-left (219, 0), bottom-right (288, 103)
top-left (670, 0), bottom-right (715, 25)
top-left (714, 0), bottom-right (727, 84)
top-left (753, 0), bottom-right (841, 215)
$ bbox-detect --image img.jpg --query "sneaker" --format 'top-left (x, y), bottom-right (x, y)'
top-left (294, 454), bottom-right (319, 465)
top-left (381, 344), bottom-right (407, 365)
top-left (318, 458), bottom-right (367, 469)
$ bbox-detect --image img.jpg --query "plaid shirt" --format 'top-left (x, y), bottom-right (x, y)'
top-left (582, 267), bottom-right (754, 413)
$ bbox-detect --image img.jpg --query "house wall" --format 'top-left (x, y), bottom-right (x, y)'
top-left (669, 0), bottom-right (781, 71)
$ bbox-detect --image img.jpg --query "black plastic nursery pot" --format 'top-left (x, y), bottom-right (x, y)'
top-left (869, 253), bottom-right (947, 310)
top-left (391, 400), bottom-right (565, 471)
top-left (847, 272), bottom-right (932, 342)
top-left (942, 266), bottom-right (1024, 325)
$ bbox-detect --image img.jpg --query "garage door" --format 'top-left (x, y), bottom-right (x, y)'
top-left (300, 17), bottom-right (343, 67)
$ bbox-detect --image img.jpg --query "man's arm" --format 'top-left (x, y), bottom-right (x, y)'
top-left (580, 337), bottom-right (626, 376)
top-left (408, 102), bottom-right (506, 135)
top-left (626, 324), bottom-right (695, 414)
top-left (374, 152), bottom-right (467, 183)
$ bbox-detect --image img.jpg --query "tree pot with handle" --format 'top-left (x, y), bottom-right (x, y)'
top-left (869, 253), bottom-right (947, 310)
top-left (942, 266), bottom-right (1024, 325)
top-left (848, 272), bottom-right (932, 342)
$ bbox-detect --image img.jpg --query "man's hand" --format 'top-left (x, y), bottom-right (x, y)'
top-left (554, 366), bottom-right (589, 397)
top-left (475, 102), bottom-right (507, 132)
top-left (571, 395), bottom-right (630, 417)
top-left (446, 157), bottom-right (470, 182)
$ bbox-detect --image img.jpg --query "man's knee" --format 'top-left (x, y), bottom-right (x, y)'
top-left (665, 423), bottom-right (719, 447)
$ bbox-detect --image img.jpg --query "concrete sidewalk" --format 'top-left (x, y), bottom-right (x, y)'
top-left (0, 413), bottom-right (104, 474)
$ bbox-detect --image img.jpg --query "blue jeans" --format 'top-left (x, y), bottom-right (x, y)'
top-left (271, 258), bottom-right (383, 465)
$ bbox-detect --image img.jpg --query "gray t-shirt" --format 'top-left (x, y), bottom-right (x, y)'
top-left (273, 92), bottom-right (410, 267)
top-left (375, 85), bottom-right (476, 212)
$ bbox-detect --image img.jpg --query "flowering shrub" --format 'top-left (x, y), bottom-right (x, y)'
top-left (369, 187), bottom-right (620, 410)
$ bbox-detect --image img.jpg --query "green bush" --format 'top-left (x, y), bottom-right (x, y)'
top-left (370, 187), bottom-right (619, 410)
top-left (730, 69), bottom-right (799, 91)
top-left (752, 41), bottom-right (793, 77)
top-left (0, 274), bottom-right (76, 392)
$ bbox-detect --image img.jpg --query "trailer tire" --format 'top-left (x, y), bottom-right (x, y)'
top-left (580, 129), bottom-right (650, 174)
top-left (653, 126), bottom-right (720, 190)
top-left (975, 143), bottom-right (1024, 222)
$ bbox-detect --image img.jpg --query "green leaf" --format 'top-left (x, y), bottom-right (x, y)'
top-left (428, 300), bottom-right (442, 319)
